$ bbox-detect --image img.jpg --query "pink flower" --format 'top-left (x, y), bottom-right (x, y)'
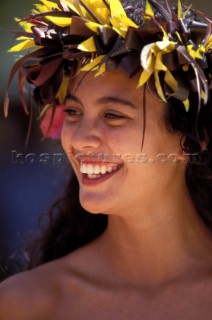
top-left (39, 105), bottom-right (65, 139)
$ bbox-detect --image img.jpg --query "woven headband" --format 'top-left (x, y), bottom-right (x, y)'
top-left (4, 0), bottom-right (212, 137)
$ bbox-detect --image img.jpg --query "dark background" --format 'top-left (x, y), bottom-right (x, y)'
top-left (0, 0), bottom-right (211, 280)
top-left (0, 0), bottom-right (70, 279)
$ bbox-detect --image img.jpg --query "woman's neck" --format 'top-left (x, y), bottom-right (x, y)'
top-left (99, 188), bottom-right (212, 287)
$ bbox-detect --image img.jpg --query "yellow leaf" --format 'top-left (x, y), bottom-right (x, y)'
top-left (56, 75), bottom-right (70, 104)
top-left (39, 0), bottom-right (60, 10)
top-left (137, 69), bottom-right (153, 88)
top-left (182, 99), bottom-right (189, 112)
top-left (183, 64), bottom-right (189, 71)
top-left (34, 4), bottom-right (49, 13)
top-left (201, 90), bottom-right (206, 102)
top-left (85, 21), bottom-right (101, 33)
top-left (95, 62), bottom-right (106, 76)
top-left (15, 18), bottom-right (34, 33)
top-left (81, 55), bottom-right (105, 71)
top-left (156, 38), bottom-right (175, 51)
top-left (195, 46), bottom-right (205, 59)
top-left (45, 16), bottom-right (72, 27)
top-left (145, 0), bottom-right (154, 17)
top-left (154, 70), bottom-right (166, 102)
top-left (175, 31), bottom-right (183, 44)
top-left (187, 44), bottom-right (193, 51)
top-left (187, 46), bottom-right (195, 59)
top-left (205, 35), bottom-right (212, 52)
top-left (39, 104), bottom-right (52, 119)
top-left (8, 40), bottom-right (35, 52)
top-left (183, 4), bottom-right (192, 19)
top-left (110, 15), bottom-right (137, 38)
top-left (66, 0), bottom-right (91, 19)
top-left (109, 0), bottom-right (126, 18)
top-left (112, 19), bottom-right (136, 41)
top-left (79, 0), bottom-right (109, 24)
top-left (109, 19), bottom-right (122, 37)
top-left (155, 52), bottom-right (167, 71)
top-left (34, 0), bottom-right (60, 13)
top-left (164, 70), bottom-right (178, 92)
top-left (64, 0), bottom-right (81, 15)
top-left (122, 16), bottom-right (137, 28)
top-left (178, 0), bottom-right (183, 19)
top-left (16, 36), bottom-right (33, 40)
top-left (78, 37), bottom-right (96, 52)
top-left (95, 8), bottom-right (110, 24)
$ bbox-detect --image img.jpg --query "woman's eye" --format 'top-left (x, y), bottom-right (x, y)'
top-left (104, 113), bottom-right (126, 120)
top-left (64, 108), bottom-right (82, 119)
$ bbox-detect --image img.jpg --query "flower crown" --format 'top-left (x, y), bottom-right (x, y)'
top-left (4, 0), bottom-right (212, 138)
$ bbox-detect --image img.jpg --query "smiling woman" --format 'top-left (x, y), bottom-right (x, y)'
top-left (62, 71), bottom-right (185, 217)
top-left (1, 0), bottom-right (212, 319)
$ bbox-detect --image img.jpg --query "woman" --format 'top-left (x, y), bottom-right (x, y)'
top-left (1, 0), bottom-right (212, 318)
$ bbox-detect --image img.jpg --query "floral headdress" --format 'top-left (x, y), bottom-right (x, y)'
top-left (4, 0), bottom-right (212, 138)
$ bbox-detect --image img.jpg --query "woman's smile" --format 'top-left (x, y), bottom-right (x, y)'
top-left (79, 160), bottom-right (123, 185)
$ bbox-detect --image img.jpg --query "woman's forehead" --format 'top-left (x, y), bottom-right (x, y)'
top-left (69, 70), bottom-right (143, 98)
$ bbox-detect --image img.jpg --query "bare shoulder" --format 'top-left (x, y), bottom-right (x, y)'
top-left (0, 242), bottom-right (104, 320)
top-left (0, 271), bottom-right (38, 320)
top-left (0, 257), bottom-right (74, 320)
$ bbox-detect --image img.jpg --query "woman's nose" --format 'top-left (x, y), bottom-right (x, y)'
top-left (71, 117), bottom-right (102, 152)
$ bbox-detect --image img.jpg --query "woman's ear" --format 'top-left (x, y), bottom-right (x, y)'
top-left (175, 134), bottom-right (209, 163)
top-left (200, 140), bottom-right (208, 152)
top-left (174, 135), bottom-right (189, 162)
top-left (200, 129), bottom-right (209, 151)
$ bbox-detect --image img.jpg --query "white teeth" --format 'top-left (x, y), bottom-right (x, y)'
top-left (107, 166), bottom-right (112, 173)
top-left (80, 163), bottom-right (118, 176)
top-left (81, 163), bottom-right (87, 174)
top-left (87, 174), bottom-right (102, 179)
top-left (94, 165), bottom-right (100, 174)
top-left (100, 165), bottom-right (107, 174)
top-left (87, 164), bottom-right (94, 175)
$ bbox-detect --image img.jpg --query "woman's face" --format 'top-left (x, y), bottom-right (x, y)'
top-left (61, 71), bottom-right (185, 216)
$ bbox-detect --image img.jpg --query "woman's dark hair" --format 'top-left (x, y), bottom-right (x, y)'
top-left (166, 91), bottom-right (212, 228)
top-left (27, 172), bottom-right (108, 268)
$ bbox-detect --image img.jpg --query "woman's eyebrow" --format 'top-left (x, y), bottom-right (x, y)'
top-left (96, 96), bottom-right (136, 109)
top-left (65, 94), bottom-right (136, 109)
top-left (65, 94), bottom-right (82, 104)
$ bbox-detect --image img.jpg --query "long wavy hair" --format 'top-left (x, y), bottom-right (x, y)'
top-left (5, 0), bottom-right (212, 271)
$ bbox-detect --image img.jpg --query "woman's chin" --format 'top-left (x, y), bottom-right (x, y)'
top-left (80, 204), bottom-right (105, 215)
top-left (79, 193), bottom-right (110, 215)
